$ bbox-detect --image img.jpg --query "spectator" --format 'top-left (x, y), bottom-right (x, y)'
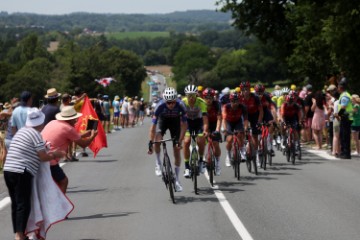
top-left (337, 79), bottom-right (353, 159)
top-left (332, 90), bottom-right (341, 157)
top-left (311, 91), bottom-right (326, 149)
top-left (102, 95), bottom-right (111, 133)
top-left (139, 98), bottom-right (145, 126)
top-left (60, 93), bottom-right (72, 110)
top-left (72, 87), bottom-right (88, 158)
top-left (326, 84), bottom-right (337, 152)
top-left (3, 108), bottom-right (65, 240)
top-left (11, 91), bottom-right (33, 136)
top-left (120, 97), bottom-right (129, 128)
top-left (351, 95), bottom-right (360, 156)
top-left (303, 84), bottom-right (314, 143)
top-left (41, 106), bottom-right (97, 193)
top-left (42, 88), bottom-right (61, 126)
top-left (128, 98), bottom-right (135, 127)
top-left (112, 95), bottom-right (121, 130)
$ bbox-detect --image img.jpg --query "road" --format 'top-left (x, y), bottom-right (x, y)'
top-left (1, 118), bottom-right (360, 240)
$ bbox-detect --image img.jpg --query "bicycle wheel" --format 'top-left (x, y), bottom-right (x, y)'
top-left (291, 143), bottom-right (296, 165)
top-left (165, 155), bottom-right (175, 203)
top-left (263, 140), bottom-right (267, 170)
top-left (250, 141), bottom-right (258, 175)
top-left (246, 143), bottom-right (252, 173)
top-left (190, 147), bottom-right (198, 194)
top-left (236, 150), bottom-right (241, 180)
top-left (232, 143), bottom-right (239, 179)
top-left (207, 145), bottom-right (215, 187)
top-left (298, 145), bottom-right (302, 160)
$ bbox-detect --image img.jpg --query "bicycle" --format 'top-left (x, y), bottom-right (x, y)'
top-left (189, 131), bottom-right (199, 194)
top-left (230, 130), bottom-right (241, 180)
top-left (150, 138), bottom-right (176, 203)
top-left (283, 122), bottom-right (297, 165)
top-left (245, 127), bottom-right (257, 175)
top-left (259, 122), bottom-right (272, 170)
top-left (206, 131), bottom-right (222, 187)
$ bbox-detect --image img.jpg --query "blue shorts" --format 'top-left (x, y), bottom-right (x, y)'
top-left (114, 112), bottom-right (120, 118)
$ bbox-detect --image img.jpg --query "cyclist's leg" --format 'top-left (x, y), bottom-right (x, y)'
top-left (249, 113), bottom-right (260, 165)
top-left (234, 120), bottom-right (246, 160)
top-left (169, 119), bottom-right (181, 182)
top-left (225, 121), bottom-right (234, 166)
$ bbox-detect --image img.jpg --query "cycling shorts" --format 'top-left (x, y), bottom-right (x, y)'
top-left (185, 118), bottom-right (204, 137)
top-left (248, 112), bottom-right (261, 135)
top-left (225, 120), bottom-right (244, 135)
top-left (156, 117), bottom-right (181, 146)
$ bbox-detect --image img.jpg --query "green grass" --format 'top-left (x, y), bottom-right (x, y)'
top-left (107, 31), bottom-right (170, 40)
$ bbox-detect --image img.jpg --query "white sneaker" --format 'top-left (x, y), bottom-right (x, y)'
top-left (225, 156), bottom-right (231, 167)
top-left (155, 165), bottom-right (162, 177)
top-left (183, 169), bottom-right (191, 178)
top-left (256, 158), bottom-right (261, 168)
top-left (215, 165), bottom-right (221, 176)
top-left (175, 181), bottom-right (183, 192)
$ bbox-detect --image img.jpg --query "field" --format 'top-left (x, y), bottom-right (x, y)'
top-left (106, 32), bottom-right (170, 40)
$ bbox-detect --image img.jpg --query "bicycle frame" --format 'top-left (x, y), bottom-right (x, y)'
top-left (190, 131), bottom-right (199, 194)
top-left (153, 138), bottom-right (176, 203)
top-left (206, 136), bottom-right (216, 186)
top-left (245, 128), bottom-right (257, 175)
top-left (284, 123), bottom-right (296, 165)
top-left (231, 131), bottom-right (241, 180)
top-left (259, 123), bottom-right (271, 170)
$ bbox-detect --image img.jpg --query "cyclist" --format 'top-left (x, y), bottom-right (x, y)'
top-left (279, 90), bottom-right (302, 149)
top-left (240, 81), bottom-right (263, 167)
top-left (277, 87), bottom-right (290, 110)
top-left (203, 87), bottom-right (222, 175)
top-left (182, 84), bottom-right (209, 178)
top-left (222, 92), bottom-right (248, 167)
top-left (254, 84), bottom-right (275, 157)
top-left (197, 85), bottom-right (204, 98)
top-left (219, 87), bottom-right (231, 106)
top-left (148, 87), bottom-right (187, 192)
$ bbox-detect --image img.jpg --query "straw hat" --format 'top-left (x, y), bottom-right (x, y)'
top-left (45, 88), bottom-right (61, 99)
top-left (26, 108), bottom-right (45, 127)
top-left (3, 102), bottom-right (11, 109)
top-left (55, 106), bottom-right (82, 121)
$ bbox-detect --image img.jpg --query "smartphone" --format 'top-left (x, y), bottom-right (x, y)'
top-left (86, 119), bottom-right (98, 131)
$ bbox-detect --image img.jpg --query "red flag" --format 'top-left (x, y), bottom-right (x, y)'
top-left (75, 96), bottom-right (107, 157)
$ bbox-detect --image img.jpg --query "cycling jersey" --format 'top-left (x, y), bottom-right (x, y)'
top-left (152, 99), bottom-right (187, 124)
top-left (182, 97), bottom-right (207, 120)
top-left (219, 94), bottom-right (230, 105)
top-left (242, 93), bottom-right (261, 115)
top-left (259, 93), bottom-right (274, 122)
top-left (207, 101), bottom-right (221, 124)
top-left (280, 102), bottom-right (301, 121)
top-left (222, 103), bottom-right (248, 123)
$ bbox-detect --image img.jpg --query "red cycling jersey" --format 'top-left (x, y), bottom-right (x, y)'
top-left (280, 102), bottom-right (300, 119)
top-left (242, 93), bottom-right (261, 115)
top-left (207, 101), bottom-right (221, 123)
top-left (222, 103), bottom-right (248, 123)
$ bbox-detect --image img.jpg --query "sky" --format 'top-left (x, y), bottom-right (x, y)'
top-left (0, 0), bottom-right (219, 15)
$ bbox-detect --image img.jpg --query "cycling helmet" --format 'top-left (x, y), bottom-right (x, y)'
top-left (274, 90), bottom-right (282, 97)
top-left (222, 87), bottom-right (230, 95)
top-left (235, 87), bottom-right (241, 93)
top-left (202, 88), bottom-right (215, 98)
top-left (163, 87), bottom-right (177, 101)
top-left (184, 84), bottom-right (198, 94)
top-left (281, 87), bottom-right (290, 95)
top-left (254, 84), bottom-right (265, 93)
top-left (197, 85), bottom-right (204, 92)
top-left (240, 81), bottom-right (251, 90)
top-left (290, 84), bottom-right (297, 90)
top-left (229, 92), bottom-right (240, 101)
top-left (285, 93), bottom-right (296, 103)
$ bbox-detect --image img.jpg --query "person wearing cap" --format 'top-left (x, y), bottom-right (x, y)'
top-left (11, 91), bottom-right (33, 136)
top-left (3, 108), bottom-right (65, 240)
top-left (120, 97), bottom-right (129, 128)
top-left (337, 79), bottom-right (353, 159)
top-left (133, 96), bottom-right (141, 125)
top-left (42, 88), bottom-right (61, 126)
top-left (41, 106), bottom-right (98, 193)
top-left (102, 95), bottom-right (111, 133)
top-left (112, 95), bottom-right (121, 130)
top-left (60, 93), bottom-right (72, 110)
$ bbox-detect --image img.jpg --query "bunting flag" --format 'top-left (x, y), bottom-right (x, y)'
top-left (95, 77), bottom-right (116, 87)
top-left (75, 96), bottom-right (107, 157)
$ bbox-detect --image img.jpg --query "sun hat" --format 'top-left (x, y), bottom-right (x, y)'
top-left (55, 106), bottom-right (82, 121)
top-left (327, 84), bottom-right (337, 91)
top-left (115, 95), bottom-right (120, 100)
top-left (45, 88), bottom-right (61, 99)
top-left (26, 108), bottom-right (45, 127)
top-left (3, 102), bottom-right (11, 109)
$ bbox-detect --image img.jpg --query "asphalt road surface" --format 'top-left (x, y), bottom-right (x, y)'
top-left (1, 118), bottom-right (360, 240)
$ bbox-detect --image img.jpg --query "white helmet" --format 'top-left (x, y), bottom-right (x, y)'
top-left (281, 87), bottom-right (290, 95)
top-left (163, 87), bottom-right (177, 101)
top-left (274, 90), bottom-right (282, 97)
top-left (222, 87), bottom-right (230, 95)
top-left (184, 84), bottom-right (198, 94)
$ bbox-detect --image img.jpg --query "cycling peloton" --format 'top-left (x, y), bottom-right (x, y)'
top-left (202, 87), bottom-right (222, 175)
top-left (148, 87), bottom-right (188, 192)
top-left (182, 84), bottom-right (209, 178)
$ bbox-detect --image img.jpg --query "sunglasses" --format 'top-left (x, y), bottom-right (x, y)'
top-left (166, 101), bottom-right (176, 105)
top-left (204, 96), bottom-right (213, 100)
top-left (187, 94), bottom-right (197, 98)
top-left (230, 100), bottom-right (239, 103)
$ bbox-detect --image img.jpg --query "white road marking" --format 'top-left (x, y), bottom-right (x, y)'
top-left (0, 197), bottom-right (11, 211)
top-left (204, 171), bottom-right (254, 240)
top-left (305, 149), bottom-right (340, 161)
top-left (0, 162), bottom-right (67, 211)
